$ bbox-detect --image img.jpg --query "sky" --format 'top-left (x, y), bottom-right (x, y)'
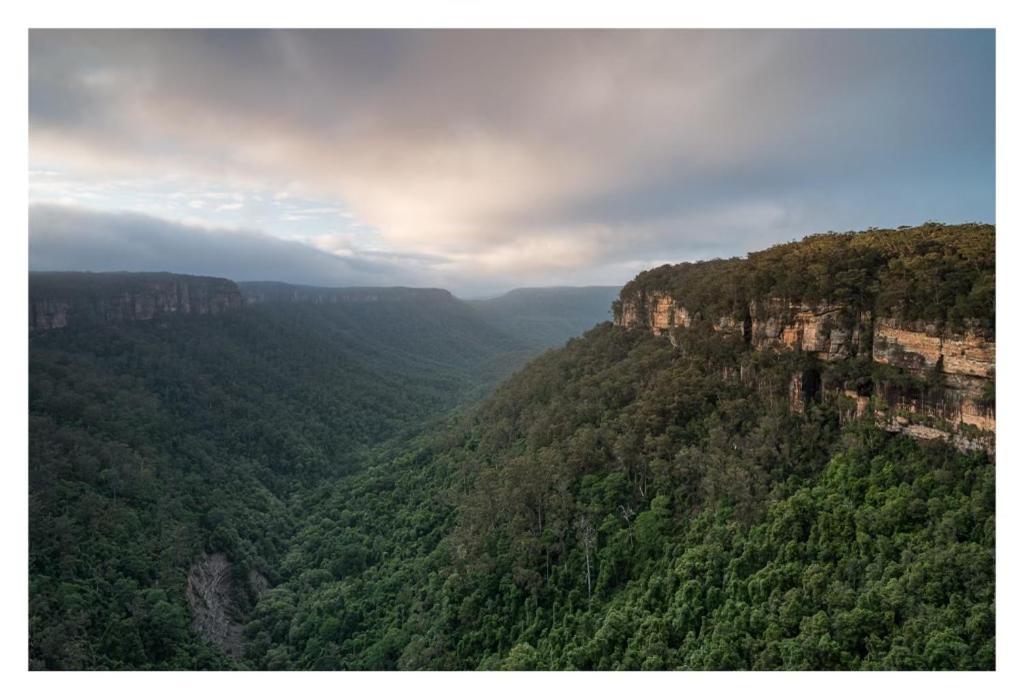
top-left (29, 29), bottom-right (994, 296)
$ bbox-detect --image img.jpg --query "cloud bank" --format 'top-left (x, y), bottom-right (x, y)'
top-left (29, 204), bottom-right (421, 288)
top-left (29, 30), bottom-right (995, 291)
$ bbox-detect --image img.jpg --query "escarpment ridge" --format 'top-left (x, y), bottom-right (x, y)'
top-left (236, 281), bottom-right (457, 306)
top-left (29, 273), bottom-right (461, 331)
top-left (30, 271), bottom-right (244, 331)
top-left (614, 223), bottom-right (995, 449)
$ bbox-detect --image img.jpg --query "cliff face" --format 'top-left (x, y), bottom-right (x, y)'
top-left (615, 290), bottom-right (995, 450)
top-left (30, 272), bottom-right (243, 331)
top-left (749, 299), bottom-right (873, 361)
top-left (615, 289), bottom-right (695, 339)
top-left (871, 318), bottom-right (995, 434)
top-left (29, 273), bottom-right (476, 334)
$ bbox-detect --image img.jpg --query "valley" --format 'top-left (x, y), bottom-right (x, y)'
top-left (28, 224), bottom-right (995, 670)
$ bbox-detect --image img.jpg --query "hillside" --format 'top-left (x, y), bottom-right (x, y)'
top-left (28, 225), bottom-right (996, 670)
top-left (28, 276), bottom-right (525, 669)
top-left (239, 224), bottom-right (994, 670)
top-left (468, 286), bottom-right (621, 349)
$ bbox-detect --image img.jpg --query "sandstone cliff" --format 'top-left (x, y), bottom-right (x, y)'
top-left (30, 271), bottom-right (243, 331)
top-left (614, 290), bottom-right (995, 451)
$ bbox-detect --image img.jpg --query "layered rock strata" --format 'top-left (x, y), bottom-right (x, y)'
top-left (615, 291), bottom-right (995, 451)
top-left (30, 272), bottom-right (243, 331)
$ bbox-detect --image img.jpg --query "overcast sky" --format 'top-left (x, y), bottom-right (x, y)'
top-left (29, 29), bottom-right (994, 296)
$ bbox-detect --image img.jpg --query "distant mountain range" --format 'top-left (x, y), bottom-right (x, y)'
top-left (30, 272), bottom-right (621, 353)
top-left (466, 286), bottom-right (621, 349)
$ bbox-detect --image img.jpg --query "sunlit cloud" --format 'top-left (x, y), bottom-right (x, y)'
top-left (29, 29), bottom-right (994, 293)
top-left (29, 204), bottom-right (420, 287)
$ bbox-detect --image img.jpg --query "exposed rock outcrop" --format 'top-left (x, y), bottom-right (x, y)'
top-left (185, 553), bottom-right (245, 658)
top-left (608, 289), bottom-right (689, 340)
top-left (873, 318), bottom-right (994, 379)
top-left (615, 291), bottom-right (995, 452)
top-left (29, 272), bottom-right (243, 331)
top-left (872, 318), bottom-right (995, 435)
top-left (749, 299), bottom-right (872, 361)
top-left (185, 552), bottom-right (270, 658)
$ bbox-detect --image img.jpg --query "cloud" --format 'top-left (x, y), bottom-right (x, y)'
top-left (29, 204), bottom-right (424, 287)
top-left (29, 30), bottom-right (994, 289)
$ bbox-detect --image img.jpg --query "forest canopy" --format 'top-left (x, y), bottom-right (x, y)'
top-left (618, 223), bottom-right (994, 334)
top-left (29, 223), bottom-right (995, 670)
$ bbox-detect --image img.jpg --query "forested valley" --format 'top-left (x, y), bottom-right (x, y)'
top-left (29, 224), bottom-right (995, 671)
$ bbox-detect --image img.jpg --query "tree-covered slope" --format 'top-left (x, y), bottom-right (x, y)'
top-left (618, 223), bottom-right (994, 334)
top-left (242, 319), bottom-right (993, 670)
top-left (240, 225), bottom-right (994, 671)
top-left (29, 294), bottom-right (526, 669)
